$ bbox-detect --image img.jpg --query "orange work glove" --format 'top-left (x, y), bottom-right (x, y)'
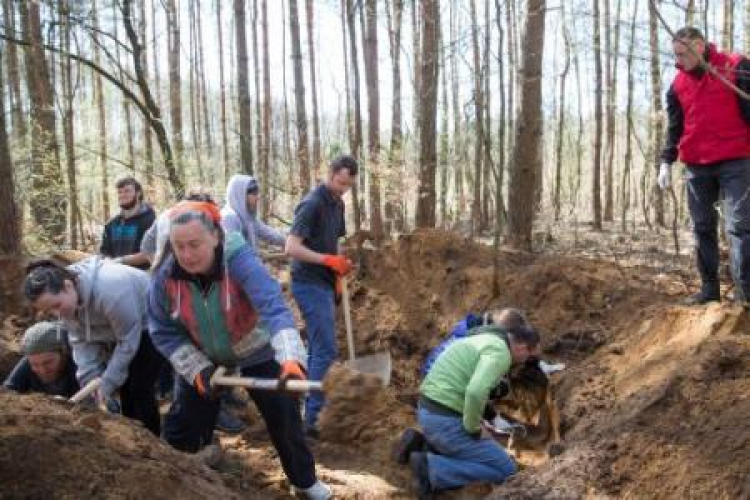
top-left (278, 361), bottom-right (306, 390)
top-left (322, 254), bottom-right (352, 276)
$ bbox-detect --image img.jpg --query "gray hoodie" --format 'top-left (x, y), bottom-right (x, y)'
top-left (64, 256), bottom-right (149, 397)
top-left (221, 174), bottom-right (286, 250)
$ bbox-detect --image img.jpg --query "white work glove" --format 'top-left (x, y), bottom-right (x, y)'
top-left (657, 163), bottom-right (672, 190)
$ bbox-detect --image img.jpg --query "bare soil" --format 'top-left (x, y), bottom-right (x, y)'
top-left (1, 228), bottom-right (748, 499)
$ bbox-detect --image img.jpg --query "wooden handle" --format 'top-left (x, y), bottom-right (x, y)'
top-left (341, 277), bottom-right (356, 362)
top-left (69, 377), bottom-right (102, 403)
top-left (212, 374), bottom-right (324, 392)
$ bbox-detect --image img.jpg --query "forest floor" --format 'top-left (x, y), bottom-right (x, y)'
top-left (1, 226), bottom-right (749, 499)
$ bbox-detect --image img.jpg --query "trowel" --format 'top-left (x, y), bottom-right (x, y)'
top-left (341, 277), bottom-right (392, 386)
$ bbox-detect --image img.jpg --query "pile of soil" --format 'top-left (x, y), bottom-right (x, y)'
top-left (0, 391), bottom-right (243, 499)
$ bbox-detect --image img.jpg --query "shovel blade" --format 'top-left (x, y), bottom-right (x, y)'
top-left (345, 352), bottom-right (392, 386)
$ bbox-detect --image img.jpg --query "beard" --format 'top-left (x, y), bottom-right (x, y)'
top-left (120, 198), bottom-right (139, 211)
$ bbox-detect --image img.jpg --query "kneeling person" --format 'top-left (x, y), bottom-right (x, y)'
top-left (3, 321), bottom-right (79, 398)
top-left (412, 323), bottom-right (540, 498)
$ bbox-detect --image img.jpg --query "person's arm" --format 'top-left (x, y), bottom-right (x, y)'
top-left (255, 219), bottom-right (287, 249)
top-left (70, 338), bottom-right (106, 386)
top-left (661, 85), bottom-right (684, 165)
top-left (100, 223), bottom-right (113, 257)
top-left (285, 234), bottom-right (327, 265)
top-left (3, 358), bottom-right (34, 393)
top-left (115, 252), bottom-right (151, 268)
top-left (147, 267), bottom-right (213, 383)
top-left (227, 236), bottom-right (307, 368)
top-left (735, 58), bottom-right (750, 124)
top-left (463, 348), bottom-right (510, 435)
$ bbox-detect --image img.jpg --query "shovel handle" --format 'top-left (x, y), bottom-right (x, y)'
top-left (210, 367), bottom-right (323, 392)
top-left (341, 277), bottom-right (356, 362)
top-left (69, 377), bottom-right (102, 403)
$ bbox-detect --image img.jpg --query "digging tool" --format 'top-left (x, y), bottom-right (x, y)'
top-left (210, 366), bottom-right (324, 392)
top-left (341, 277), bottom-right (392, 386)
top-left (69, 377), bottom-right (102, 404)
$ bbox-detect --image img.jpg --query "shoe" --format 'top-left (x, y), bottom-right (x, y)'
top-left (292, 480), bottom-right (332, 499)
top-left (409, 452), bottom-right (434, 500)
top-left (392, 428), bottom-right (426, 464)
top-left (215, 406), bottom-right (246, 434)
top-left (304, 422), bottom-right (320, 440)
top-left (684, 288), bottom-right (720, 305)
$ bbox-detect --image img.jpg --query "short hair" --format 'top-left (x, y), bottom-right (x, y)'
top-left (115, 176), bottom-right (144, 201)
top-left (673, 27), bottom-right (705, 43)
top-left (23, 260), bottom-right (78, 303)
top-left (491, 308), bottom-right (528, 331)
top-left (507, 324), bottom-right (541, 349)
top-left (330, 155), bottom-right (359, 176)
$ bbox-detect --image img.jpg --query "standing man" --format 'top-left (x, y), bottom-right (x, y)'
top-left (221, 174), bottom-right (287, 250)
top-left (101, 176), bottom-right (156, 270)
top-left (658, 27), bottom-right (750, 304)
top-left (285, 155), bottom-right (358, 437)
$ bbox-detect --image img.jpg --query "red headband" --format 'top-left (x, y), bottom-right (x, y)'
top-left (169, 200), bottom-right (221, 225)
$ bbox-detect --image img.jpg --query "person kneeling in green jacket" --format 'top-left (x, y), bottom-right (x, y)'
top-left (411, 323), bottom-right (540, 499)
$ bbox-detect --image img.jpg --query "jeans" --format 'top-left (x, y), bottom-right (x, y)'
top-left (686, 158), bottom-right (750, 298)
top-left (119, 331), bottom-right (164, 436)
top-left (291, 280), bottom-right (336, 427)
top-left (163, 359), bottom-right (317, 489)
top-left (417, 406), bottom-right (517, 491)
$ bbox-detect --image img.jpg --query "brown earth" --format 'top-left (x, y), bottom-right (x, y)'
top-left (0, 229), bottom-right (748, 499)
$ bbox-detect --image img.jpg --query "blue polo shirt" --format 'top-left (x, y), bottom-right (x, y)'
top-left (290, 183), bottom-right (346, 288)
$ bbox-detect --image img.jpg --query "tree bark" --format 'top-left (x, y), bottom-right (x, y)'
top-left (261, 0), bottom-right (272, 219)
top-left (167, 0), bottom-right (184, 177)
top-left (723, 0), bottom-right (734, 50)
top-left (305, 0), bottom-right (322, 178)
top-left (385, 0), bottom-right (405, 232)
top-left (139, 0), bottom-right (154, 186)
top-left (3, 0), bottom-right (27, 140)
top-left (289, 0), bottom-right (310, 191)
top-left (415, 0), bottom-right (440, 228)
top-left (0, 46), bottom-right (22, 255)
top-left (592, 0), bottom-right (604, 230)
top-left (554, 8), bottom-right (571, 222)
top-left (216, 0), bottom-right (231, 182)
top-left (622, 0), bottom-right (638, 231)
top-left (235, 0), bottom-right (254, 175)
top-left (648, 0), bottom-right (665, 227)
top-left (362, 0), bottom-right (383, 236)
top-left (346, 0), bottom-right (364, 227)
top-left (252, 0), bottom-right (263, 184)
top-left (506, 0), bottom-right (546, 250)
top-left (469, 0), bottom-right (484, 236)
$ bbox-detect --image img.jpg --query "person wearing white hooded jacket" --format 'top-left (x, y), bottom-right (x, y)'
top-left (221, 174), bottom-right (286, 250)
top-left (23, 257), bottom-right (164, 435)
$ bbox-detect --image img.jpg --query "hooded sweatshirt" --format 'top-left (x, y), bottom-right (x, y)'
top-left (221, 174), bottom-right (286, 250)
top-left (101, 203), bottom-right (156, 269)
top-left (63, 256), bottom-right (150, 397)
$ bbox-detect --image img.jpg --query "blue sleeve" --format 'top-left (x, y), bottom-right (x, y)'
top-left (227, 245), bottom-right (297, 335)
top-left (147, 268), bottom-right (212, 383)
top-left (3, 358), bottom-right (33, 393)
top-left (289, 197), bottom-right (318, 240)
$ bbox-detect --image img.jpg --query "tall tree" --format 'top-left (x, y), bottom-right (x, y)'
top-left (216, 0), bottom-right (231, 181)
top-left (648, 0), bottom-right (665, 226)
top-left (188, 0), bottom-right (204, 181)
top-left (252, 0), bottom-right (263, 182)
top-left (167, 0), bottom-right (184, 176)
top-left (495, 0), bottom-right (507, 231)
top-left (20, 0), bottom-right (66, 238)
top-left (385, 0), bottom-right (405, 232)
top-left (469, 0), bottom-right (485, 235)
top-left (261, 0), bottom-right (272, 218)
top-left (506, 0), bottom-right (546, 250)
top-left (139, 0), bottom-right (154, 185)
top-left (723, 0), bottom-right (734, 50)
top-left (196, 0), bottom-right (213, 154)
top-left (289, 0), bottom-right (310, 191)
top-left (91, 0), bottom-right (110, 219)
top-left (235, 0), bottom-right (254, 175)
top-left (415, 0), bottom-right (440, 228)
top-left (622, 0), bottom-right (638, 231)
top-left (305, 0), bottom-right (322, 177)
top-left (346, 0), bottom-right (364, 228)
top-left (554, 7), bottom-right (571, 222)
top-left (2, 0), bottom-right (26, 140)
top-left (592, 0), bottom-right (604, 230)
top-left (0, 46), bottom-right (22, 255)
top-left (363, 0), bottom-right (383, 235)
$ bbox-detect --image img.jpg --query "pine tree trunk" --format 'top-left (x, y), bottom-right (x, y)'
top-left (592, 0), bottom-right (604, 230)
top-left (167, 0), bottom-right (184, 177)
top-left (603, 0), bottom-right (613, 221)
top-left (415, 0), bottom-right (440, 228)
top-left (139, 0), bottom-right (154, 186)
top-left (622, 0), bottom-right (638, 232)
top-left (261, 0), bottom-right (272, 219)
top-left (723, 0), bottom-right (734, 50)
top-left (439, 36), bottom-right (449, 227)
top-left (507, 0), bottom-right (546, 250)
top-left (362, 0), bottom-right (383, 236)
top-left (495, 0), bottom-right (507, 232)
top-left (305, 0), bottom-right (322, 179)
top-left (648, 0), bottom-right (665, 227)
top-left (346, 0), bottom-right (364, 227)
top-left (3, 0), bottom-right (27, 140)
top-left (450, 0), bottom-right (464, 218)
top-left (20, 0), bottom-right (67, 238)
top-left (216, 0), bottom-right (231, 182)
top-left (385, 0), bottom-right (405, 232)
top-left (554, 8), bottom-right (570, 223)
top-left (252, 0), bottom-right (263, 184)
top-left (189, 0), bottom-right (204, 182)
top-left (0, 46), bottom-right (22, 255)
top-left (469, 0), bottom-right (484, 236)
top-left (60, 0), bottom-right (80, 248)
top-left (113, 2), bottom-right (136, 173)
top-left (482, 0), bottom-right (493, 227)
top-left (289, 0), bottom-right (310, 191)
top-left (235, 0), bottom-right (254, 175)
top-left (91, 0), bottom-right (110, 220)
top-left (196, 0), bottom-right (213, 153)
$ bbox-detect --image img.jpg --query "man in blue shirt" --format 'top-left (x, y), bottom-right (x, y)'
top-left (286, 155), bottom-right (358, 437)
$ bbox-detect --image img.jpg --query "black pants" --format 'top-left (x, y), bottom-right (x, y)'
top-left (119, 331), bottom-right (164, 436)
top-left (163, 359), bottom-right (317, 489)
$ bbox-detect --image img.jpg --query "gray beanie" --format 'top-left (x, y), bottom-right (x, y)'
top-left (21, 321), bottom-right (69, 355)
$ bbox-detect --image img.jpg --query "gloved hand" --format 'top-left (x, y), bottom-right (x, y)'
top-left (322, 254), bottom-right (353, 276)
top-left (657, 163), bottom-right (672, 190)
top-left (194, 366), bottom-right (220, 399)
top-left (278, 360), bottom-right (306, 390)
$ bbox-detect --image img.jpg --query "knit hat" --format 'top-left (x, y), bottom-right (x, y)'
top-left (21, 321), bottom-right (69, 355)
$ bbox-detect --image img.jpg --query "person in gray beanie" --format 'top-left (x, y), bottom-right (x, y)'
top-left (3, 321), bottom-right (80, 398)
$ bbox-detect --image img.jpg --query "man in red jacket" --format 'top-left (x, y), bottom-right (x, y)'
top-left (659, 27), bottom-right (750, 305)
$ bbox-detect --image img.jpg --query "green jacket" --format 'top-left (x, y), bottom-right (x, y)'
top-left (420, 330), bottom-right (512, 434)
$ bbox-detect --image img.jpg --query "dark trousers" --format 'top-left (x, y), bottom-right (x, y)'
top-left (163, 359), bottom-right (317, 489)
top-left (686, 158), bottom-right (750, 298)
top-left (120, 331), bottom-right (164, 436)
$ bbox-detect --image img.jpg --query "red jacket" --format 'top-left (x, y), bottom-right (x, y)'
top-left (672, 45), bottom-right (750, 165)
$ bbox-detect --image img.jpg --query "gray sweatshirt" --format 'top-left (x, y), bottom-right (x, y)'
top-left (64, 256), bottom-right (149, 397)
top-left (220, 174), bottom-right (286, 250)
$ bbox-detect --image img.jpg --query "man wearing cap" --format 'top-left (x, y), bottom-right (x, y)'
top-left (3, 321), bottom-right (79, 398)
top-left (221, 174), bottom-right (286, 250)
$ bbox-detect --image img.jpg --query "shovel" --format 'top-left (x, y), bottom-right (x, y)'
top-left (210, 366), bottom-right (324, 393)
top-left (341, 277), bottom-right (392, 386)
top-left (69, 377), bottom-right (102, 404)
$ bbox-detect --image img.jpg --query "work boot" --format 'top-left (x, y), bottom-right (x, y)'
top-left (215, 405), bottom-right (246, 434)
top-left (409, 452), bottom-right (435, 500)
top-left (684, 284), bottom-right (720, 305)
top-left (292, 480), bottom-right (332, 499)
top-left (392, 428), bottom-right (426, 464)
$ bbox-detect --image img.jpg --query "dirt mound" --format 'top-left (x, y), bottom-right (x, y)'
top-left (492, 304), bottom-right (750, 499)
top-left (318, 364), bottom-right (412, 461)
top-left (0, 390), bottom-right (244, 499)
